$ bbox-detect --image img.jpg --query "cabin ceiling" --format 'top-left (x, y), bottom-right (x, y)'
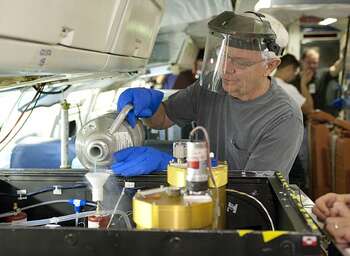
top-left (158, 0), bottom-right (234, 48)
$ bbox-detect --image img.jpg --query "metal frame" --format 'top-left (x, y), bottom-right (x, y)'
top-left (0, 169), bottom-right (323, 255)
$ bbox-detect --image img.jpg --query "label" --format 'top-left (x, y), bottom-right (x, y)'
top-left (53, 186), bottom-right (62, 195)
top-left (125, 181), bottom-right (135, 188)
top-left (309, 83), bottom-right (316, 94)
top-left (88, 220), bottom-right (100, 229)
top-left (187, 148), bottom-right (207, 161)
top-left (116, 132), bottom-right (133, 150)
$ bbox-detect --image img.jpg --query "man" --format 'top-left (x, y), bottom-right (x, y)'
top-left (313, 193), bottom-right (350, 244)
top-left (112, 11), bottom-right (303, 178)
top-left (274, 54), bottom-right (314, 112)
top-left (290, 49), bottom-right (318, 116)
top-left (291, 48), bottom-right (343, 116)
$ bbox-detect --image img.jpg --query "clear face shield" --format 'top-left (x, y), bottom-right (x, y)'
top-left (200, 32), bottom-right (276, 96)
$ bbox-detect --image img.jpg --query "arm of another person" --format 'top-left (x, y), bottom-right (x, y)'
top-left (244, 113), bottom-right (304, 178)
top-left (329, 57), bottom-right (343, 78)
top-left (300, 69), bottom-right (315, 115)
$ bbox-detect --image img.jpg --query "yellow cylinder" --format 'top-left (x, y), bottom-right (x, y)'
top-left (167, 163), bottom-right (228, 229)
top-left (133, 187), bottom-right (213, 230)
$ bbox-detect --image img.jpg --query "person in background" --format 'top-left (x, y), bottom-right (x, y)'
top-left (291, 48), bottom-right (343, 116)
top-left (274, 54), bottom-right (305, 108)
top-left (172, 49), bottom-right (204, 90)
top-left (313, 193), bottom-right (350, 244)
top-left (291, 48), bottom-right (319, 115)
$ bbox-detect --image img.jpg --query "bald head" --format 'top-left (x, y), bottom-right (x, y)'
top-left (301, 49), bottom-right (320, 72)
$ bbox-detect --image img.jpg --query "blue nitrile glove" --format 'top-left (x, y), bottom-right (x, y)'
top-left (331, 97), bottom-right (345, 110)
top-left (117, 88), bottom-right (164, 128)
top-left (111, 146), bottom-right (173, 176)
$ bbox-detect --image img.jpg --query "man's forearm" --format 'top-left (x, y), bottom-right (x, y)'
top-left (143, 103), bottom-right (173, 129)
top-left (300, 81), bottom-right (314, 115)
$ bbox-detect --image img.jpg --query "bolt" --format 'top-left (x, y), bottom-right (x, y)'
top-left (64, 233), bottom-right (78, 246)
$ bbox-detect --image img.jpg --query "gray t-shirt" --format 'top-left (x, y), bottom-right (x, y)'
top-left (163, 78), bottom-right (303, 177)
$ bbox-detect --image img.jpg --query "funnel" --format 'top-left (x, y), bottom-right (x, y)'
top-left (85, 172), bottom-right (110, 202)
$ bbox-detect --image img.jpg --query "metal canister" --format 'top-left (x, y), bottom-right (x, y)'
top-left (75, 112), bottom-right (145, 169)
top-left (186, 141), bottom-right (208, 193)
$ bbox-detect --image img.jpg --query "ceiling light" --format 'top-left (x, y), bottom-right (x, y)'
top-left (319, 18), bottom-right (337, 26)
top-left (254, 0), bottom-right (271, 12)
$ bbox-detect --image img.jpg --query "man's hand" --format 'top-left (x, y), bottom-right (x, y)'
top-left (117, 88), bottom-right (163, 128)
top-left (312, 193), bottom-right (350, 221)
top-left (325, 202), bottom-right (350, 244)
top-left (300, 69), bottom-right (314, 86)
top-left (111, 146), bottom-right (172, 176)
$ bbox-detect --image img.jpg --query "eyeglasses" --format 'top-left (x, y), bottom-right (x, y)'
top-left (224, 56), bottom-right (266, 70)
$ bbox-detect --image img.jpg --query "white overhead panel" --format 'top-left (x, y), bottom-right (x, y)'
top-left (159, 0), bottom-right (233, 32)
top-left (0, 0), bottom-right (164, 76)
top-left (148, 32), bottom-right (198, 71)
top-left (147, 0), bottom-right (233, 73)
top-left (256, 0), bottom-right (350, 25)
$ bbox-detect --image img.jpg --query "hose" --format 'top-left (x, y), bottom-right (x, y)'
top-left (226, 188), bottom-right (275, 230)
top-left (0, 209), bottom-right (132, 229)
top-left (0, 184), bottom-right (87, 198)
top-left (107, 187), bottom-right (126, 229)
top-left (189, 126), bottom-right (220, 229)
top-left (0, 199), bottom-right (96, 219)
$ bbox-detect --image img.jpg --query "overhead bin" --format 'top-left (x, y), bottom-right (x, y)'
top-left (0, 0), bottom-right (164, 75)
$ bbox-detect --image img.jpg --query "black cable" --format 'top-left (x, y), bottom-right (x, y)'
top-left (33, 84), bottom-right (71, 95)
top-left (0, 184), bottom-right (87, 198)
top-left (0, 88), bottom-right (42, 152)
top-left (0, 192), bottom-right (20, 198)
top-left (26, 184), bottom-right (87, 197)
top-left (0, 89), bottom-right (41, 146)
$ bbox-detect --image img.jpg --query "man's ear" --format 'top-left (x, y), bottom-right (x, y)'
top-left (265, 58), bottom-right (281, 76)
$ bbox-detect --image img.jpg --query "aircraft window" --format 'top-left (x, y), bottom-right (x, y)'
top-left (92, 90), bottom-right (117, 116)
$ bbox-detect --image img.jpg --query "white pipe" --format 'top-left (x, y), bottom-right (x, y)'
top-left (0, 200), bottom-right (97, 219)
top-left (60, 100), bottom-right (70, 168)
top-left (107, 187), bottom-right (125, 229)
top-left (0, 209), bottom-right (132, 229)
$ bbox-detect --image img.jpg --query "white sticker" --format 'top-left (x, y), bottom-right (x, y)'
top-left (309, 83), bottom-right (316, 94)
top-left (53, 186), bottom-right (62, 195)
top-left (88, 220), bottom-right (100, 229)
top-left (124, 182), bottom-right (135, 188)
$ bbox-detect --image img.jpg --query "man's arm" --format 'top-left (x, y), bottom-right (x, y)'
top-left (329, 57), bottom-right (343, 77)
top-left (143, 103), bottom-right (173, 129)
top-left (300, 69), bottom-right (315, 115)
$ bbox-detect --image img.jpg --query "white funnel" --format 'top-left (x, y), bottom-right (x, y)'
top-left (85, 172), bottom-right (110, 202)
